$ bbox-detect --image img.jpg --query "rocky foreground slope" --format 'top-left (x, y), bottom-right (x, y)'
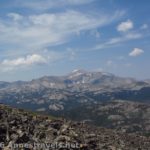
top-left (0, 104), bottom-right (150, 150)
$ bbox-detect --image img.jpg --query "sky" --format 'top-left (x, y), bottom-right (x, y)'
top-left (0, 0), bottom-right (150, 81)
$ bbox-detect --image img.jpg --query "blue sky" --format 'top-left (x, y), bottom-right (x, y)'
top-left (0, 0), bottom-right (150, 81)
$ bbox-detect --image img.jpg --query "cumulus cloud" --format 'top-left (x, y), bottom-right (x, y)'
top-left (2, 54), bottom-right (47, 66)
top-left (129, 48), bottom-right (144, 57)
top-left (1, 54), bottom-right (47, 71)
top-left (0, 49), bottom-right (76, 72)
top-left (117, 20), bottom-right (133, 32)
top-left (0, 51), bottom-right (65, 72)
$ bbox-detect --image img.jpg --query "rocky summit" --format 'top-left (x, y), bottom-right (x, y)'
top-left (0, 104), bottom-right (150, 150)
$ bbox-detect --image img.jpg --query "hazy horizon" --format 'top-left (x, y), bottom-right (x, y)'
top-left (0, 69), bottom-right (149, 82)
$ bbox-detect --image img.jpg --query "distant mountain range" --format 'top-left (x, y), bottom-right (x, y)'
top-left (0, 69), bottom-right (149, 91)
top-left (0, 70), bottom-right (150, 131)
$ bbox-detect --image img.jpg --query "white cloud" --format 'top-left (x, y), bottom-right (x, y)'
top-left (117, 20), bottom-right (133, 32)
top-left (1, 54), bottom-right (47, 71)
top-left (129, 48), bottom-right (144, 57)
top-left (0, 47), bottom-right (82, 72)
top-left (0, 51), bottom-right (65, 72)
top-left (7, 13), bottom-right (23, 21)
top-left (95, 32), bottom-right (142, 50)
top-left (107, 33), bottom-right (141, 44)
top-left (0, 10), bottom-right (124, 56)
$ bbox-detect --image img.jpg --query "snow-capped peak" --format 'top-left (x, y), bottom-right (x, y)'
top-left (69, 69), bottom-right (87, 79)
top-left (72, 69), bottom-right (80, 73)
top-left (71, 69), bottom-right (87, 73)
